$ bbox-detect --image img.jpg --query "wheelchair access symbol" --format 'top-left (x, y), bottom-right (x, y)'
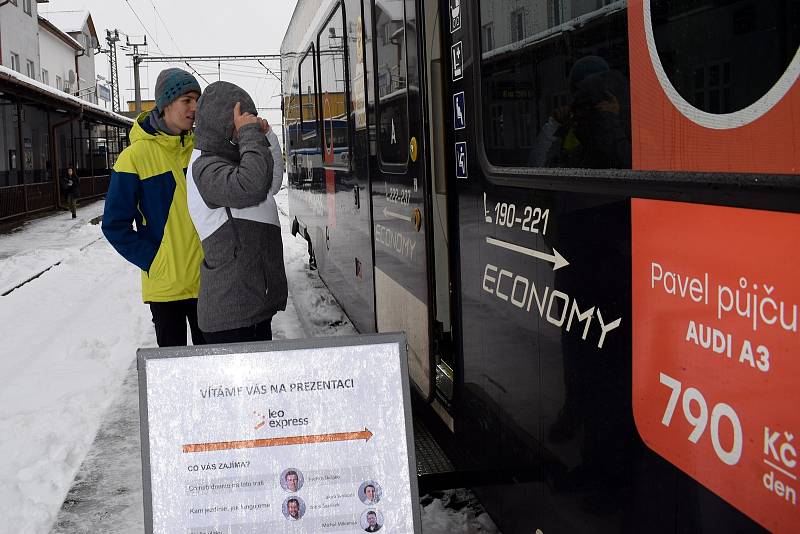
top-left (451, 42), bottom-right (463, 81)
top-left (455, 142), bottom-right (468, 179)
top-left (450, 0), bottom-right (462, 33)
top-left (453, 91), bottom-right (465, 130)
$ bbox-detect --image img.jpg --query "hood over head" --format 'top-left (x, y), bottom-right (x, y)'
top-left (194, 81), bottom-right (257, 162)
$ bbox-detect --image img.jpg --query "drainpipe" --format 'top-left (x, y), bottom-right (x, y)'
top-left (74, 48), bottom-right (84, 97)
top-left (0, 0), bottom-right (12, 67)
top-left (51, 107), bottom-right (82, 209)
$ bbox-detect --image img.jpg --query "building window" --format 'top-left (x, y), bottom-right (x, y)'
top-left (693, 61), bottom-right (732, 114)
top-left (549, 0), bottom-right (563, 27)
top-left (41, 69), bottom-right (49, 85)
top-left (23, 0), bottom-right (31, 15)
top-left (56, 76), bottom-right (63, 91)
top-left (26, 60), bottom-right (36, 80)
top-left (11, 53), bottom-right (20, 72)
top-left (510, 9), bottom-right (525, 42)
top-left (482, 23), bottom-right (494, 52)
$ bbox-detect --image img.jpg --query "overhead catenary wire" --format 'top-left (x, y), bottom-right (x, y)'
top-left (185, 62), bottom-right (210, 84)
top-left (258, 59), bottom-right (282, 83)
top-left (124, 0), bottom-right (207, 102)
top-left (100, 4), bottom-right (279, 115)
top-left (122, 0), bottom-right (165, 54)
top-left (218, 65), bottom-right (280, 78)
top-left (147, 0), bottom-right (184, 56)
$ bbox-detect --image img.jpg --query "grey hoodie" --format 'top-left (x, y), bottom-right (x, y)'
top-left (187, 81), bottom-right (287, 333)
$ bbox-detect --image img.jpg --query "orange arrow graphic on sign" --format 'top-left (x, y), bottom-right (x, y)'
top-left (182, 428), bottom-right (373, 453)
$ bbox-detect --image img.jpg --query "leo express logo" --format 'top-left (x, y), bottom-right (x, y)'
top-left (254, 408), bottom-right (310, 430)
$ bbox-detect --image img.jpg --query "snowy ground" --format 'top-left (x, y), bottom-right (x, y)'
top-left (0, 189), bottom-right (499, 533)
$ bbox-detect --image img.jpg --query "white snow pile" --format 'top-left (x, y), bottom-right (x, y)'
top-left (0, 201), bottom-right (154, 533)
top-left (421, 489), bottom-right (501, 534)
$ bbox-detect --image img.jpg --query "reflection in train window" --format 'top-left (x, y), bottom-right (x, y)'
top-left (650, 0), bottom-right (800, 115)
top-left (375, 0), bottom-right (409, 166)
top-left (299, 47), bottom-right (319, 150)
top-left (286, 74), bottom-right (301, 152)
top-left (347, 10), bottom-right (368, 132)
top-left (318, 4), bottom-right (350, 168)
top-left (479, 1), bottom-right (631, 169)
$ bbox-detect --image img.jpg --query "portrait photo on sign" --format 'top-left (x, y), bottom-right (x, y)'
top-left (280, 467), bottom-right (304, 493)
top-left (282, 496), bottom-right (306, 521)
top-left (360, 509), bottom-right (384, 532)
top-left (358, 480), bottom-right (382, 505)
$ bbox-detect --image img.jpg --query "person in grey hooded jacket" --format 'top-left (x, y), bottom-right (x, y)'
top-left (187, 81), bottom-right (287, 343)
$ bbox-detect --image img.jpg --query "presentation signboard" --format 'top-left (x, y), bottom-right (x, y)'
top-left (138, 333), bottom-right (421, 534)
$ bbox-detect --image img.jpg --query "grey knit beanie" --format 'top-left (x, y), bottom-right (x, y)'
top-left (155, 68), bottom-right (201, 112)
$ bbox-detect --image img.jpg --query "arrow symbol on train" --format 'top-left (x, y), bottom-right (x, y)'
top-left (182, 428), bottom-right (373, 453)
top-left (486, 236), bottom-right (569, 271)
top-left (383, 206), bottom-right (413, 222)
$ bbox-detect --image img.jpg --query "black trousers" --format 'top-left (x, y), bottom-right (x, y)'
top-left (203, 317), bottom-right (273, 345)
top-left (149, 299), bottom-right (206, 347)
top-left (66, 193), bottom-right (77, 217)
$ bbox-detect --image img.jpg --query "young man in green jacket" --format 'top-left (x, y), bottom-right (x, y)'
top-left (102, 68), bottom-right (206, 347)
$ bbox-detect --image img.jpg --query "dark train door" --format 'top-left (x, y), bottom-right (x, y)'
top-left (370, 0), bottom-right (435, 400)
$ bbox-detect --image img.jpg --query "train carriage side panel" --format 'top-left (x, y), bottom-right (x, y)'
top-left (283, 0), bottom-right (377, 333)
top-left (444, 0), bottom-right (799, 533)
top-left (369, 0), bottom-right (436, 400)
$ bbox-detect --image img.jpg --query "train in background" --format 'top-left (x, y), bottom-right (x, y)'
top-left (282, 1), bottom-right (800, 532)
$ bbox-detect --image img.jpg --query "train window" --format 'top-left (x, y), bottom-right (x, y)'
top-left (317, 4), bottom-right (351, 168)
top-left (299, 46), bottom-right (319, 149)
top-left (479, 1), bottom-right (631, 169)
top-left (286, 73), bottom-right (301, 153)
top-left (375, 0), bottom-right (410, 167)
top-left (650, 0), bottom-right (799, 115)
top-left (348, 9), bottom-right (368, 132)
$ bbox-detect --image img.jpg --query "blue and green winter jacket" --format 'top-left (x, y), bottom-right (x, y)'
top-left (102, 111), bottom-right (203, 302)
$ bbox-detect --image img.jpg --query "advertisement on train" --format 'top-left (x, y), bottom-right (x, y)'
top-left (629, 2), bottom-right (800, 174)
top-left (633, 199), bottom-right (800, 533)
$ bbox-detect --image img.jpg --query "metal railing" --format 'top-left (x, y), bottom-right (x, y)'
top-left (0, 174), bottom-right (111, 222)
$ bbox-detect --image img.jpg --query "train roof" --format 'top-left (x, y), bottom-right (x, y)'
top-left (282, 0), bottom-right (336, 57)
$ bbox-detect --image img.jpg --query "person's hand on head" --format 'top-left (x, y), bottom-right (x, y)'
top-left (233, 101), bottom-right (259, 133)
top-left (259, 117), bottom-right (271, 134)
top-left (595, 92), bottom-right (620, 115)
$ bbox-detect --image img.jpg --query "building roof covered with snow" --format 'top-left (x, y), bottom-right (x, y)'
top-left (38, 10), bottom-right (97, 38)
top-left (37, 16), bottom-right (84, 52)
top-left (0, 64), bottom-right (131, 126)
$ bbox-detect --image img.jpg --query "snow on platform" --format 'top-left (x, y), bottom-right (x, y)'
top-left (0, 187), bottom-right (499, 533)
top-left (0, 203), bottom-right (153, 533)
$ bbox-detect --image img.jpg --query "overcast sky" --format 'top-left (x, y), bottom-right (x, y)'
top-left (40, 0), bottom-right (298, 127)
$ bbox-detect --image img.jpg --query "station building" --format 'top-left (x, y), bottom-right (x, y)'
top-left (0, 1), bottom-right (130, 223)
